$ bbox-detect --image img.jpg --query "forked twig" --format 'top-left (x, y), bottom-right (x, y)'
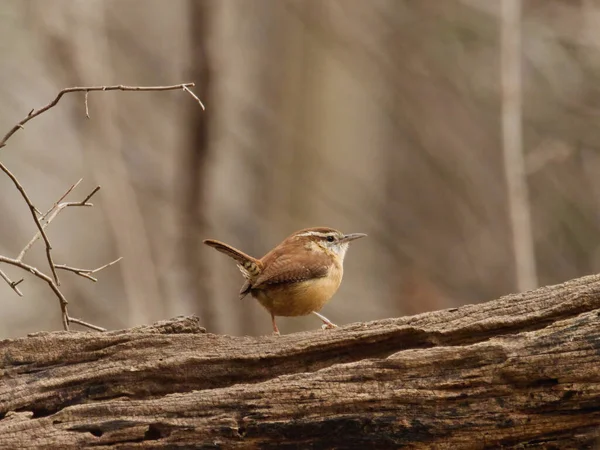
top-left (0, 255), bottom-right (69, 330)
top-left (17, 183), bottom-right (100, 262)
top-left (56, 257), bottom-right (123, 282)
top-left (40, 178), bottom-right (83, 221)
top-left (0, 269), bottom-right (23, 296)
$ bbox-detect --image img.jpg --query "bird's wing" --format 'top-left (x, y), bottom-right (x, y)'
top-left (251, 249), bottom-right (330, 289)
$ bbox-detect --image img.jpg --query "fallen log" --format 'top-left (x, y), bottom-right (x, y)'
top-left (1, 274), bottom-right (600, 448)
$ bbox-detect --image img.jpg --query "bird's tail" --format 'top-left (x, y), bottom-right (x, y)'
top-left (203, 239), bottom-right (262, 280)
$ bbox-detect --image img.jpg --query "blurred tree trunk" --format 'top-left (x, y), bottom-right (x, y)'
top-left (174, 0), bottom-right (213, 324)
top-left (501, 0), bottom-right (538, 292)
top-left (1, 273), bottom-right (600, 448)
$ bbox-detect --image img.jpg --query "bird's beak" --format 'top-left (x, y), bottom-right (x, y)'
top-left (340, 233), bottom-right (367, 243)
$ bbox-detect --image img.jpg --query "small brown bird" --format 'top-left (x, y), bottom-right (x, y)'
top-left (203, 227), bottom-right (366, 335)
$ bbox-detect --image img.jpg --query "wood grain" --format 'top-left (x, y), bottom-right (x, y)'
top-left (1, 274), bottom-right (600, 448)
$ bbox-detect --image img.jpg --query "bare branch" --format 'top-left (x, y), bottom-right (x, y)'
top-left (84, 91), bottom-right (90, 119)
top-left (89, 256), bottom-right (123, 273)
top-left (0, 268), bottom-right (24, 296)
top-left (79, 185), bottom-right (100, 205)
top-left (0, 161), bottom-right (60, 284)
top-left (40, 178), bottom-right (83, 221)
top-left (182, 85), bottom-right (206, 110)
top-left (54, 266), bottom-right (97, 282)
top-left (0, 83), bottom-right (203, 149)
top-left (0, 255), bottom-right (108, 332)
top-left (17, 185), bottom-right (98, 262)
top-left (55, 257), bottom-right (123, 283)
top-left (0, 255), bottom-right (68, 330)
top-left (67, 317), bottom-right (106, 332)
top-left (0, 82), bottom-right (202, 332)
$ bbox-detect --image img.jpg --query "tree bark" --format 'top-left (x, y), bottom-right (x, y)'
top-left (1, 274), bottom-right (600, 449)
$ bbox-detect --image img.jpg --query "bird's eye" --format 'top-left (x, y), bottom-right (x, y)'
top-left (326, 235), bottom-right (335, 242)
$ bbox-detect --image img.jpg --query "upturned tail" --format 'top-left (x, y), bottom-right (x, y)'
top-left (203, 239), bottom-right (262, 281)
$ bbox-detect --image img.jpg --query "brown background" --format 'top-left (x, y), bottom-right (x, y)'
top-left (1, 0), bottom-right (599, 337)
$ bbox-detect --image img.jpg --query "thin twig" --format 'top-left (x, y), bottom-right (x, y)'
top-left (0, 83), bottom-right (202, 149)
top-left (0, 161), bottom-right (60, 284)
top-left (55, 257), bottom-right (123, 282)
top-left (55, 266), bottom-right (97, 282)
top-left (67, 317), bottom-right (106, 332)
top-left (17, 185), bottom-right (99, 262)
top-left (80, 186), bottom-right (100, 205)
top-left (182, 85), bottom-right (206, 110)
top-left (40, 178), bottom-right (83, 221)
top-left (91, 256), bottom-right (123, 272)
top-left (0, 268), bottom-right (24, 296)
top-left (84, 91), bottom-right (90, 119)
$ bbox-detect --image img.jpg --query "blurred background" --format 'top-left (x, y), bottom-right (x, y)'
top-left (1, 0), bottom-right (600, 338)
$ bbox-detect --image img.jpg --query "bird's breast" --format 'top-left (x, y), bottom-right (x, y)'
top-left (252, 264), bottom-right (343, 317)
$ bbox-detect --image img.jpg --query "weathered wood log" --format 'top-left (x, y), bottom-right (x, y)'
top-left (1, 274), bottom-right (600, 449)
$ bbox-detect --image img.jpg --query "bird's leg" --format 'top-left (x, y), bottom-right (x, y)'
top-left (271, 313), bottom-right (280, 336)
top-left (312, 311), bottom-right (338, 329)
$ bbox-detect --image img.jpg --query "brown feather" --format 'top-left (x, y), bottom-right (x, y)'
top-left (202, 239), bottom-right (262, 280)
top-left (252, 237), bottom-right (329, 289)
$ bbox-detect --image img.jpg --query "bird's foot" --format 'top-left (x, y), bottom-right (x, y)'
top-left (312, 311), bottom-right (337, 330)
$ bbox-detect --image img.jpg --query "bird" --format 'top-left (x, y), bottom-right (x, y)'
top-left (203, 227), bottom-right (366, 335)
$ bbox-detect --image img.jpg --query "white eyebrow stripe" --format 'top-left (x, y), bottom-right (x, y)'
top-left (296, 231), bottom-right (336, 238)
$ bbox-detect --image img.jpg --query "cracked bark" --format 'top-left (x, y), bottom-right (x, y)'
top-left (1, 274), bottom-right (600, 449)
